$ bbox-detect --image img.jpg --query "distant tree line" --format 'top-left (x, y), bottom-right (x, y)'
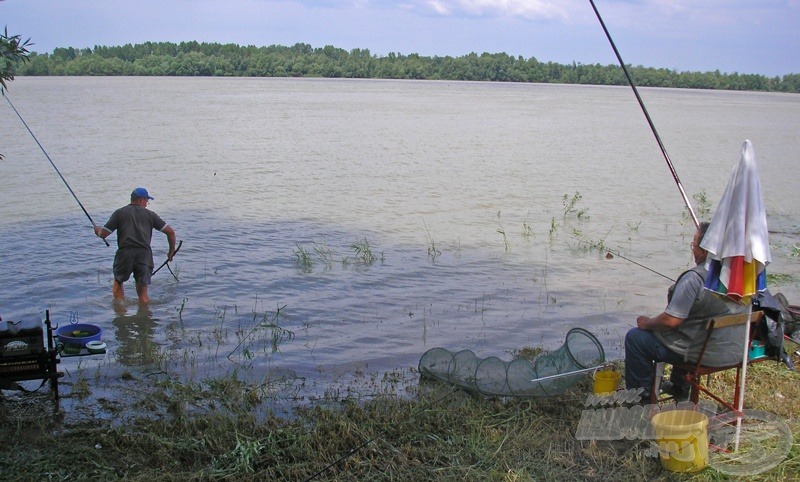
top-left (17, 41), bottom-right (800, 93)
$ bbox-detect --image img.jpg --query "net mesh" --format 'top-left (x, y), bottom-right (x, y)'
top-left (419, 328), bottom-right (605, 397)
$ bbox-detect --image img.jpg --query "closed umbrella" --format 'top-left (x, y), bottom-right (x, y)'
top-left (702, 139), bottom-right (770, 304)
top-left (700, 140), bottom-right (770, 447)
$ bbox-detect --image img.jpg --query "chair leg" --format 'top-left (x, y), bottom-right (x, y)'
top-left (682, 367), bottom-right (746, 413)
top-left (651, 362), bottom-right (666, 403)
top-left (686, 372), bottom-right (701, 404)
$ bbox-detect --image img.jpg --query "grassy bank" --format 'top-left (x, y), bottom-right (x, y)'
top-left (1, 351), bottom-right (799, 481)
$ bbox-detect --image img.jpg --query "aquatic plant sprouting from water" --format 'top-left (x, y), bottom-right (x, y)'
top-left (293, 244), bottom-right (313, 272)
top-left (313, 242), bottom-right (335, 270)
top-left (228, 304), bottom-right (293, 366)
top-left (570, 227), bottom-right (609, 254)
top-left (177, 297), bottom-right (189, 323)
top-left (497, 226), bottom-right (510, 253)
top-left (562, 192), bottom-right (589, 220)
top-left (423, 219), bottom-right (441, 260)
top-left (766, 272), bottom-right (795, 286)
top-left (693, 190), bottom-right (712, 219)
top-left (549, 217), bottom-right (559, 238)
top-left (522, 222), bottom-right (533, 239)
top-left (351, 237), bottom-right (383, 265)
top-left (427, 239), bottom-right (441, 260)
top-left (682, 190), bottom-right (712, 223)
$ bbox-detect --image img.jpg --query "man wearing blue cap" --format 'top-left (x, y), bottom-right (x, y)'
top-left (94, 187), bottom-right (177, 303)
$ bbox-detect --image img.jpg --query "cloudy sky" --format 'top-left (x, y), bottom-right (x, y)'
top-left (3, 0), bottom-right (798, 76)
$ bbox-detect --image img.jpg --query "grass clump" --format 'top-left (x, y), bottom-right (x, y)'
top-left (563, 192), bottom-right (589, 221)
top-left (293, 244), bottom-right (313, 272)
top-left (767, 272), bottom-right (796, 286)
top-left (350, 237), bottom-right (383, 265)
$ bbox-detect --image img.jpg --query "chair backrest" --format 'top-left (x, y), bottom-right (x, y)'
top-left (692, 311), bottom-right (765, 367)
top-left (706, 311), bottom-right (763, 330)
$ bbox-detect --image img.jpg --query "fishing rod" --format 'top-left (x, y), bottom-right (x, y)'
top-left (3, 91), bottom-right (110, 246)
top-left (605, 250), bottom-right (675, 282)
top-left (588, 0), bottom-right (699, 228)
top-left (530, 363), bottom-right (611, 383)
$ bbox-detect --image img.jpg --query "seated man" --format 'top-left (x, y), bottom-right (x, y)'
top-left (625, 222), bottom-right (745, 401)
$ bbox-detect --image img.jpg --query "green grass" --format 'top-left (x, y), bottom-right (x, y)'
top-left (350, 237), bottom-right (383, 265)
top-left (767, 272), bottom-right (796, 286)
top-left (294, 238), bottom-right (383, 271)
top-left (3, 350), bottom-right (799, 481)
top-left (563, 192), bottom-right (589, 221)
top-left (293, 244), bottom-right (313, 272)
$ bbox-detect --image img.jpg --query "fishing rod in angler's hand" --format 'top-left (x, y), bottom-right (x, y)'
top-left (588, 0), bottom-right (699, 228)
top-left (3, 91), bottom-right (110, 246)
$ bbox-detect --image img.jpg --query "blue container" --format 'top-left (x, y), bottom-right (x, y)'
top-left (748, 340), bottom-right (765, 360)
top-left (55, 323), bottom-right (102, 350)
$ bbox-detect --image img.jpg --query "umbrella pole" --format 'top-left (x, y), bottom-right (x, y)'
top-left (734, 302), bottom-right (753, 451)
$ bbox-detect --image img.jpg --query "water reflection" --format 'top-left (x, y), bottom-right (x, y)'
top-left (112, 302), bottom-right (159, 366)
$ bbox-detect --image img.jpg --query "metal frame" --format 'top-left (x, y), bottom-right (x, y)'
top-left (0, 310), bottom-right (62, 399)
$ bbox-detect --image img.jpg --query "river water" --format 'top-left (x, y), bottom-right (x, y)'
top-left (1, 77), bottom-right (799, 405)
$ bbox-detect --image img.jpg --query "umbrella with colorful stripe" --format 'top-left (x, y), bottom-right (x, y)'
top-left (700, 139), bottom-right (771, 433)
top-left (702, 139), bottom-right (771, 304)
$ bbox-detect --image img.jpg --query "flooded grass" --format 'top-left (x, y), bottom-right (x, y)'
top-left (2, 341), bottom-right (800, 481)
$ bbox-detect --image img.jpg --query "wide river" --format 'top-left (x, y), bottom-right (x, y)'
top-left (2, 77), bottom-right (799, 405)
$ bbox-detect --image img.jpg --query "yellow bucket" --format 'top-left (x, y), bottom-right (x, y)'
top-left (592, 370), bottom-right (620, 395)
top-left (650, 410), bottom-right (709, 472)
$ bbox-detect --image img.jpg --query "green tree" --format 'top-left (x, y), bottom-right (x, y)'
top-left (1, 26), bottom-right (31, 91)
top-left (1, 25), bottom-right (32, 161)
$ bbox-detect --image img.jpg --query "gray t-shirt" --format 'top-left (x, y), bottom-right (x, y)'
top-left (655, 264), bottom-right (746, 366)
top-left (103, 204), bottom-right (167, 251)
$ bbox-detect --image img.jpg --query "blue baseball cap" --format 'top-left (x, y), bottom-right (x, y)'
top-left (131, 187), bottom-right (154, 200)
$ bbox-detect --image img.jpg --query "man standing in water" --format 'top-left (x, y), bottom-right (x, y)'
top-left (624, 221), bottom-right (744, 402)
top-left (94, 187), bottom-right (177, 304)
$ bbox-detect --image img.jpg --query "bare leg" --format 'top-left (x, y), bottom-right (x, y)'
top-left (113, 298), bottom-right (127, 316)
top-left (113, 280), bottom-right (125, 299)
top-left (136, 284), bottom-right (150, 304)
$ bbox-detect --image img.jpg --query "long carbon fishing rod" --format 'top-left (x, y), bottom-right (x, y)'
top-left (3, 91), bottom-right (109, 246)
top-left (588, 0), bottom-right (699, 228)
top-left (605, 250), bottom-right (675, 282)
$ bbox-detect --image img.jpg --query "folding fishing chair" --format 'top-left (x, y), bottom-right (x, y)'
top-left (651, 311), bottom-right (778, 412)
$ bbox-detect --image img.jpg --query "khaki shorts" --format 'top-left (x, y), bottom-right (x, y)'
top-left (113, 248), bottom-right (153, 286)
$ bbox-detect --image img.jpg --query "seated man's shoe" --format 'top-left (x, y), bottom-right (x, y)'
top-left (660, 380), bottom-right (690, 401)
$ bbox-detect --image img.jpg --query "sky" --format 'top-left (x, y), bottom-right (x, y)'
top-left (3, 0), bottom-right (798, 76)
